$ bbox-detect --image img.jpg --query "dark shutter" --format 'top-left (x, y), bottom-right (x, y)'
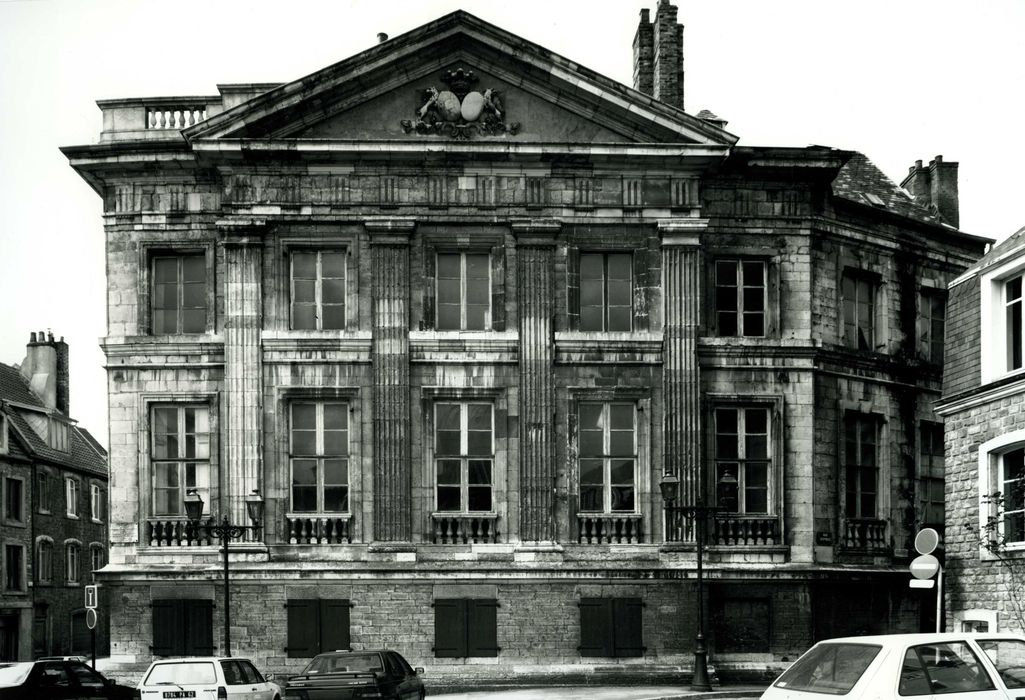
top-left (321, 599), bottom-right (351, 652)
top-left (183, 600), bottom-right (214, 656)
top-left (151, 599), bottom-right (182, 656)
top-left (612, 598), bottom-right (644, 657)
top-left (286, 599), bottom-right (320, 658)
top-left (467, 599), bottom-right (499, 657)
top-left (433, 599), bottom-right (467, 658)
top-left (578, 598), bottom-right (611, 657)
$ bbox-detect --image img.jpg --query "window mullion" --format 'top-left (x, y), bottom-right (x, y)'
top-left (176, 257), bottom-right (185, 334)
top-left (317, 403), bottom-right (325, 512)
top-left (315, 253), bottom-right (324, 330)
top-left (460, 254), bottom-right (467, 330)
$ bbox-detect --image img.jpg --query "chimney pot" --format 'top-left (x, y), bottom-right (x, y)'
top-left (377, 32), bottom-right (388, 43)
top-left (30, 332), bottom-right (36, 343)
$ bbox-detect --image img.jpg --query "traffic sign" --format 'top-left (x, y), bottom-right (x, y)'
top-left (915, 528), bottom-right (941, 555)
top-left (84, 584), bottom-right (98, 609)
top-left (910, 553), bottom-right (940, 579)
top-left (909, 579), bottom-right (935, 589)
top-left (85, 608), bottom-right (98, 630)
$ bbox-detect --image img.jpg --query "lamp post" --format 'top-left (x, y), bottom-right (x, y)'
top-left (660, 470), bottom-right (728, 692)
top-left (184, 489), bottom-right (264, 658)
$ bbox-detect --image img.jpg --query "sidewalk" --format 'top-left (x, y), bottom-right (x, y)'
top-left (430, 685), bottom-right (768, 700)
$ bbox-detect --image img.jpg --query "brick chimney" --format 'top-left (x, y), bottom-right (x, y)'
top-left (900, 155), bottom-right (959, 228)
top-left (20, 331), bottom-right (70, 415)
top-left (634, 1), bottom-right (684, 109)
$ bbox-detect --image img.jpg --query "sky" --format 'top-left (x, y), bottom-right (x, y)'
top-left (1, 0), bottom-right (1023, 448)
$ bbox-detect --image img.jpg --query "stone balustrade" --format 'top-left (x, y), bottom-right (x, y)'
top-left (286, 514), bottom-right (352, 545)
top-left (146, 518), bottom-right (210, 547)
top-left (843, 517), bottom-right (889, 551)
top-left (431, 513), bottom-right (500, 544)
top-left (146, 106), bottom-right (207, 129)
top-left (576, 513), bottom-right (644, 544)
top-left (712, 514), bottom-right (780, 546)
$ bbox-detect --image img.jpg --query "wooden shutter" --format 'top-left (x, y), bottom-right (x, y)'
top-left (612, 598), bottom-right (645, 658)
top-left (286, 599), bottom-right (320, 658)
top-left (578, 598), bottom-right (612, 657)
top-left (183, 599), bottom-right (214, 656)
top-left (467, 599), bottom-right (500, 657)
top-left (433, 599), bottom-right (467, 658)
top-left (151, 599), bottom-right (182, 656)
top-left (321, 599), bottom-right (351, 652)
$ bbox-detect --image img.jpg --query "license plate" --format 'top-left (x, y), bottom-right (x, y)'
top-left (162, 693), bottom-right (196, 699)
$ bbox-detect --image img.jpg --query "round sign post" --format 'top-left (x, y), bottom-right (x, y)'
top-left (910, 553), bottom-right (940, 579)
top-left (85, 608), bottom-right (98, 630)
top-left (915, 528), bottom-right (940, 556)
top-left (911, 528), bottom-right (943, 633)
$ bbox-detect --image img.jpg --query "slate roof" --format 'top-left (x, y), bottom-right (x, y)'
top-left (832, 152), bottom-right (942, 226)
top-left (0, 361), bottom-right (107, 478)
top-left (956, 224), bottom-right (1025, 279)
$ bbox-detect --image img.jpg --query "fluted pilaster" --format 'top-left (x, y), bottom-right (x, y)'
top-left (513, 219), bottom-right (560, 542)
top-left (660, 219), bottom-right (707, 542)
top-left (368, 218), bottom-right (415, 542)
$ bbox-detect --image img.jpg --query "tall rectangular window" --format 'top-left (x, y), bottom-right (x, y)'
top-left (714, 407), bottom-right (770, 514)
top-left (90, 545), bottom-right (104, 574)
top-left (1007, 276), bottom-right (1024, 371)
top-left (437, 253), bottom-right (491, 331)
top-left (715, 260), bottom-right (766, 336)
top-left (90, 484), bottom-right (103, 523)
top-left (289, 402), bottom-right (349, 513)
top-left (4, 477), bottom-right (23, 523)
top-left (291, 250), bottom-right (346, 330)
top-left (999, 448), bottom-right (1025, 545)
top-left (580, 252), bottom-right (632, 332)
top-left (66, 542), bottom-right (80, 584)
top-left (919, 421), bottom-right (945, 526)
top-left (36, 473), bottom-right (50, 513)
top-left (36, 540), bottom-right (52, 584)
top-left (844, 413), bottom-right (878, 518)
top-left (151, 405), bottom-right (210, 517)
top-left (578, 403), bottom-right (636, 513)
top-left (4, 545), bottom-right (24, 592)
top-left (434, 403), bottom-right (493, 512)
top-left (919, 291), bottom-right (946, 365)
top-left (152, 253), bottom-right (206, 334)
top-left (65, 478), bottom-right (79, 518)
top-left (842, 270), bottom-right (877, 351)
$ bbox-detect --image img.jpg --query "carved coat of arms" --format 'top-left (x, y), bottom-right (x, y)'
top-left (401, 67), bottom-right (520, 139)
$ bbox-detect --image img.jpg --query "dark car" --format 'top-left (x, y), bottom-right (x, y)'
top-left (285, 650), bottom-right (425, 700)
top-left (0, 659), bottom-right (138, 700)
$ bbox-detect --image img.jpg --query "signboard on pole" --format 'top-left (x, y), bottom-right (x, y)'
top-left (910, 554), bottom-right (940, 580)
top-left (84, 584), bottom-right (98, 610)
top-left (85, 608), bottom-right (98, 630)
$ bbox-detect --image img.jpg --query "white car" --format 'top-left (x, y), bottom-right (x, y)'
top-left (138, 657), bottom-right (281, 700)
top-left (761, 633), bottom-right (1025, 700)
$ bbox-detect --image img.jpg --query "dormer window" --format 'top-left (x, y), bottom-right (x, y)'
top-left (49, 418), bottom-right (69, 452)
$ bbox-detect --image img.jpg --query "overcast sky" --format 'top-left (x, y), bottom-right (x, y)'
top-left (1, 0), bottom-right (1023, 447)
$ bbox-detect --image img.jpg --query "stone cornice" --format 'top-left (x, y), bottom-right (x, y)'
top-left (658, 217), bottom-right (708, 246)
top-left (510, 218), bottom-right (561, 245)
top-left (364, 216), bottom-right (416, 244)
top-left (935, 376), bottom-right (1025, 416)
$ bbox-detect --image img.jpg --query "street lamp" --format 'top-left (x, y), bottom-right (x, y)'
top-left (184, 489), bottom-right (264, 658)
top-left (660, 469), bottom-right (731, 692)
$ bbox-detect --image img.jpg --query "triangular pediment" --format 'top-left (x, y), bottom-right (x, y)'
top-left (186, 11), bottom-right (737, 147)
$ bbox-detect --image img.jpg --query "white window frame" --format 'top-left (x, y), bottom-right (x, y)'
top-left (844, 411), bottom-right (880, 520)
top-left (150, 403), bottom-right (211, 518)
top-left (90, 484), bottom-right (103, 523)
top-left (433, 402), bottom-right (495, 514)
top-left (980, 256), bottom-right (1025, 383)
top-left (35, 537), bottom-right (53, 584)
top-left (957, 608), bottom-right (999, 633)
top-left (579, 251), bottom-right (634, 333)
top-left (713, 406), bottom-right (772, 515)
top-left (65, 477), bottom-right (79, 518)
top-left (713, 258), bottom-right (767, 338)
top-left (289, 249), bottom-right (347, 331)
top-left (65, 540), bottom-right (81, 584)
top-left (288, 400), bottom-right (350, 514)
top-left (577, 401), bottom-right (638, 515)
top-left (89, 543), bottom-right (105, 575)
top-left (49, 418), bottom-right (69, 452)
top-left (841, 268), bottom-right (879, 351)
top-left (435, 252), bottom-right (492, 331)
top-left (978, 430), bottom-right (1025, 553)
top-left (37, 471), bottom-right (50, 514)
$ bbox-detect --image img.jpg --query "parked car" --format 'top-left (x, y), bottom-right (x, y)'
top-left (137, 657), bottom-right (279, 700)
top-left (761, 632), bottom-right (1025, 700)
top-left (284, 649), bottom-right (425, 700)
top-left (0, 659), bottom-right (138, 699)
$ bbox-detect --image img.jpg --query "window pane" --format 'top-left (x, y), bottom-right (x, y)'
top-left (293, 253), bottom-right (317, 279)
top-left (154, 257), bottom-right (178, 284)
top-left (611, 487), bottom-right (634, 511)
top-left (743, 287), bottom-right (764, 312)
top-left (579, 404), bottom-right (603, 431)
top-left (436, 404), bottom-right (460, 430)
top-left (292, 403), bottom-right (316, 428)
top-left (321, 252), bottom-right (345, 277)
top-left (437, 304), bottom-right (461, 331)
top-left (182, 281), bottom-right (205, 308)
top-left (322, 278), bottom-right (345, 305)
top-left (321, 304), bottom-right (346, 330)
top-left (437, 486), bottom-right (460, 512)
top-left (609, 459), bottom-right (634, 485)
top-left (292, 430), bottom-right (317, 456)
top-left (746, 462), bottom-right (768, 489)
top-left (579, 305), bottom-right (603, 332)
top-left (609, 404), bottom-right (633, 430)
top-left (182, 309), bottom-right (206, 334)
top-left (743, 312), bottom-right (764, 336)
top-left (468, 460), bottom-right (492, 485)
top-left (465, 304), bottom-right (488, 330)
top-left (292, 304), bottom-right (316, 330)
top-left (745, 487), bottom-right (768, 513)
top-left (579, 485), bottom-right (602, 511)
top-left (323, 458), bottom-right (348, 485)
top-left (579, 430), bottom-right (603, 457)
top-left (322, 403), bottom-right (347, 431)
top-left (182, 255), bottom-right (205, 283)
top-left (607, 306), bottom-right (631, 332)
top-left (912, 642), bottom-right (995, 693)
top-left (436, 460), bottom-right (460, 485)
top-left (437, 278), bottom-right (461, 306)
top-left (468, 487), bottom-right (492, 512)
top-left (292, 279), bottom-right (316, 304)
top-left (579, 459), bottom-right (603, 485)
top-left (977, 640), bottom-right (1025, 689)
top-left (324, 486), bottom-right (348, 513)
top-left (774, 643), bottom-right (881, 695)
top-left (436, 431), bottom-right (460, 457)
top-left (467, 404), bottom-right (491, 431)
top-left (716, 261), bottom-right (737, 287)
top-left (154, 463), bottom-right (180, 488)
top-left (717, 465), bottom-right (739, 512)
top-left (580, 279), bottom-right (603, 310)
top-left (465, 254), bottom-right (489, 280)
top-left (467, 431), bottom-right (492, 456)
top-left (746, 435), bottom-right (768, 460)
top-left (292, 459), bottom-right (317, 486)
top-left (580, 254), bottom-right (603, 281)
top-left (292, 486), bottom-right (316, 512)
top-left (718, 311), bottom-right (738, 336)
top-left (742, 261), bottom-right (763, 286)
top-left (607, 280), bottom-right (632, 307)
top-left (609, 430), bottom-right (634, 457)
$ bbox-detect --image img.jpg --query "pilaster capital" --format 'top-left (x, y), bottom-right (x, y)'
top-left (511, 218), bottom-right (561, 246)
top-left (217, 218), bottom-right (267, 247)
top-left (658, 218), bottom-right (709, 247)
top-left (365, 217), bottom-right (416, 245)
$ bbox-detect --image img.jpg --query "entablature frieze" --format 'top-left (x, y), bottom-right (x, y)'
top-left (554, 332), bottom-right (663, 365)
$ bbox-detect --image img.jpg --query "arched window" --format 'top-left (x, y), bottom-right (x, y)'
top-left (89, 544), bottom-right (105, 575)
top-left (35, 538), bottom-right (53, 584)
top-left (65, 541), bottom-right (81, 584)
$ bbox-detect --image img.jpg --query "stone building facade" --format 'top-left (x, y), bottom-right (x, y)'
top-left (937, 225), bottom-right (1025, 633)
top-left (63, 3), bottom-right (987, 683)
top-left (0, 333), bottom-right (109, 660)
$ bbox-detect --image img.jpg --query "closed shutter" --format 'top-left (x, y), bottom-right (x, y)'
top-left (433, 599), bottom-right (467, 658)
top-left (151, 600), bottom-right (181, 656)
top-left (184, 600), bottom-right (214, 656)
top-left (321, 599), bottom-right (351, 652)
top-left (286, 599), bottom-right (320, 658)
top-left (612, 598), bottom-right (644, 657)
top-left (578, 598), bottom-right (611, 657)
top-left (467, 599), bottom-right (499, 657)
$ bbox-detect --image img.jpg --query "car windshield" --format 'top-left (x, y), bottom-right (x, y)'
top-left (775, 643), bottom-right (882, 695)
top-left (976, 639), bottom-right (1025, 690)
top-left (144, 661), bottom-right (218, 685)
top-left (305, 653), bottom-right (383, 675)
top-left (0, 663), bottom-right (34, 686)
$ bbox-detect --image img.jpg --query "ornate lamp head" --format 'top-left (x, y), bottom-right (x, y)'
top-left (659, 471), bottom-right (680, 505)
top-left (184, 489), bottom-right (204, 522)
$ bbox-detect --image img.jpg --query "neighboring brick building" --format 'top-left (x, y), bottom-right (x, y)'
top-left (0, 333), bottom-right (109, 660)
top-left (62, 2), bottom-right (987, 683)
top-left (937, 225), bottom-right (1025, 633)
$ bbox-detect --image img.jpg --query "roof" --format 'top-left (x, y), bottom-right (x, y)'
top-left (832, 152), bottom-right (942, 226)
top-left (953, 223), bottom-right (1025, 282)
top-left (0, 361), bottom-right (107, 478)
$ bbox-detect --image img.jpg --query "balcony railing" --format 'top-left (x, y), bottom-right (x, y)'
top-left (712, 514), bottom-right (780, 546)
top-left (576, 513), bottom-right (645, 544)
top-left (146, 106), bottom-right (207, 129)
top-left (431, 513), bottom-right (499, 544)
top-left (843, 518), bottom-right (888, 551)
top-left (286, 514), bottom-right (352, 544)
top-left (146, 518), bottom-right (210, 547)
